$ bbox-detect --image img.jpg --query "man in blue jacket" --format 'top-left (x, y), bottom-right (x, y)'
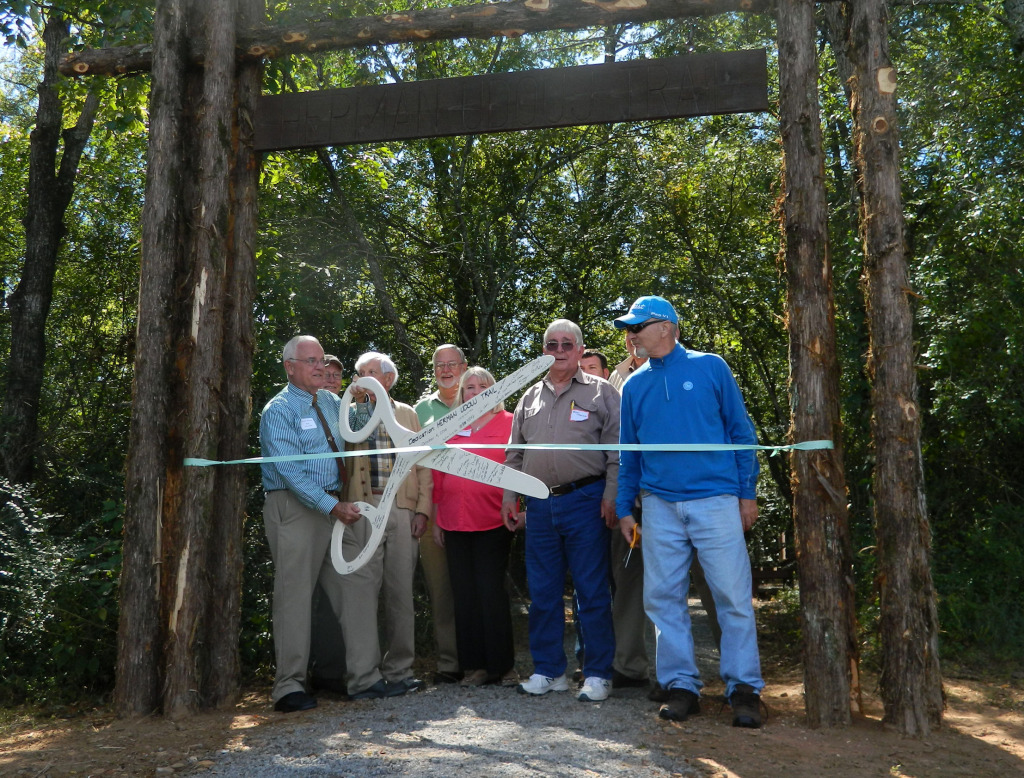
top-left (614, 296), bottom-right (764, 728)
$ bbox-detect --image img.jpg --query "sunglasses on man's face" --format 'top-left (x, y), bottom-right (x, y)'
top-left (624, 319), bottom-right (662, 335)
top-left (543, 340), bottom-right (578, 352)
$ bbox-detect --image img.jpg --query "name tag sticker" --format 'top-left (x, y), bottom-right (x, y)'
top-left (570, 408), bottom-right (590, 422)
top-left (301, 417), bottom-right (317, 430)
top-left (457, 428), bottom-right (472, 437)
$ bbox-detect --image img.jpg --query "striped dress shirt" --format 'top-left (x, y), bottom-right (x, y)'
top-left (260, 383), bottom-right (343, 515)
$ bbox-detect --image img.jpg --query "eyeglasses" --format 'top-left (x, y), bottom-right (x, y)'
top-left (433, 361), bottom-right (464, 370)
top-left (544, 340), bottom-right (578, 352)
top-left (324, 371), bottom-right (343, 380)
top-left (624, 320), bottom-right (662, 335)
top-left (288, 357), bottom-right (328, 366)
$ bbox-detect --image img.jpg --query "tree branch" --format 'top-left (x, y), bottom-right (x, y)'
top-left (60, 0), bottom-right (770, 77)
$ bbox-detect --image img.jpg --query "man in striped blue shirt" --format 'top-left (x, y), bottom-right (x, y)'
top-left (260, 335), bottom-right (362, 713)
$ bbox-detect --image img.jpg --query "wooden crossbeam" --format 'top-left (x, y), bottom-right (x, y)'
top-left (60, 0), bottom-right (770, 77)
top-left (255, 50), bottom-right (769, 151)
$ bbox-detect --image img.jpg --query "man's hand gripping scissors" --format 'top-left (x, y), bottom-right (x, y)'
top-left (331, 354), bottom-right (554, 574)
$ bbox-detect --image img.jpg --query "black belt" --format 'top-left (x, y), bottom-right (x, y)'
top-left (265, 489), bottom-right (341, 498)
top-left (549, 474), bottom-right (604, 496)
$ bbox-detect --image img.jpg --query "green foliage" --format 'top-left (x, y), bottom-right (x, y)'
top-left (934, 505), bottom-right (1024, 661)
top-left (0, 479), bottom-right (120, 704)
top-left (240, 486), bottom-right (275, 683)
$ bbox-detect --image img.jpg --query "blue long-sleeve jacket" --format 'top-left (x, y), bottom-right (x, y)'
top-left (616, 343), bottom-right (759, 519)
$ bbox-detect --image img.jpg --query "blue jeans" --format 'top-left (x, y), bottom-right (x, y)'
top-left (525, 480), bottom-right (614, 679)
top-left (642, 493), bottom-right (763, 697)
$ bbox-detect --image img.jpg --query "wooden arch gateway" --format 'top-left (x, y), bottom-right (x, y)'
top-left (66, 0), bottom-right (941, 734)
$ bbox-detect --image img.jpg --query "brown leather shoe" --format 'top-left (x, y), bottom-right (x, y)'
top-left (459, 669), bottom-right (490, 687)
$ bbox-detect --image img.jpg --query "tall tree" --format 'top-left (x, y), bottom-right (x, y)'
top-left (844, 0), bottom-right (943, 734)
top-left (1, 9), bottom-right (98, 483)
top-left (777, 0), bottom-right (858, 727)
top-left (116, 0), bottom-right (263, 717)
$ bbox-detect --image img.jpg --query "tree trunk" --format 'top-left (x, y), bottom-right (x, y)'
top-left (1, 12), bottom-right (98, 483)
top-left (844, 0), bottom-right (943, 736)
top-left (777, 0), bottom-right (859, 727)
top-left (117, 0), bottom-right (263, 717)
top-left (202, 0), bottom-right (263, 710)
top-left (1006, 0), bottom-right (1024, 55)
top-left (160, 0), bottom-right (237, 717)
top-left (60, 0), bottom-right (771, 77)
top-left (116, 0), bottom-right (190, 716)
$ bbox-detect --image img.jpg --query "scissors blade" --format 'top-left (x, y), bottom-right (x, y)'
top-left (409, 354), bottom-right (554, 448)
top-left (419, 448), bottom-right (549, 499)
top-left (331, 453), bottom-right (415, 575)
top-left (332, 355), bottom-right (554, 576)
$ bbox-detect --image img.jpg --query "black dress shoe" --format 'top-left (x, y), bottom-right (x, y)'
top-left (432, 670), bottom-right (463, 684)
top-left (274, 691), bottom-right (317, 713)
top-left (349, 679), bottom-right (391, 700)
top-left (612, 670), bottom-right (650, 689)
top-left (309, 675), bottom-right (348, 695)
top-left (389, 676), bottom-right (426, 695)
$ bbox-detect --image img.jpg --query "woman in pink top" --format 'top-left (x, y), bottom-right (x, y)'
top-left (432, 367), bottom-right (516, 686)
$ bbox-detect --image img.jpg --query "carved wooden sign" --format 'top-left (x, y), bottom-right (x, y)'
top-left (255, 49), bottom-right (768, 151)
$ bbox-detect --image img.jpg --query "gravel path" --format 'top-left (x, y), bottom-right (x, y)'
top-left (205, 600), bottom-right (720, 777)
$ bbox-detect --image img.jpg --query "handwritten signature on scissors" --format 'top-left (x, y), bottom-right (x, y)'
top-left (330, 354), bottom-right (554, 574)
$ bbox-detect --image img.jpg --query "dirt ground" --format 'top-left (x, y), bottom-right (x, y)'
top-left (2, 671), bottom-right (1023, 777)
top-left (4, 597), bottom-right (1024, 778)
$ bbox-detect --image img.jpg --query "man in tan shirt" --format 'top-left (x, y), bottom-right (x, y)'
top-left (502, 319), bottom-right (619, 703)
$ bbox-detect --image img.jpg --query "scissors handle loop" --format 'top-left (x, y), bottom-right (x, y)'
top-left (338, 377), bottom-right (407, 444)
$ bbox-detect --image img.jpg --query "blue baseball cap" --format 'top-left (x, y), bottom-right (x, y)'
top-left (613, 295), bottom-right (679, 328)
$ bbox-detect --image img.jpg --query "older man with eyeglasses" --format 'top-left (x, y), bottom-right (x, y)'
top-left (338, 351), bottom-right (433, 700)
top-left (414, 344), bottom-right (468, 684)
top-left (259, 335), bottom-right (363, 713)
top-left (501, 319), bottom-right (620, 703)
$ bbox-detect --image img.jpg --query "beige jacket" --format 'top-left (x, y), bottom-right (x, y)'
top-left (344, 400), bottom-right (433, 517)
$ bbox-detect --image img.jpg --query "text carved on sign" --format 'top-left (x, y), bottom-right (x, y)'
top-left (255, 50), bottom-right (768, 151)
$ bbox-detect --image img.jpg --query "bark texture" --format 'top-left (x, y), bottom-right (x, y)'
top-left (116, 0), bottom-right (263, 717)
top-left (202, 0), bottom-right (263, 711)
top-left (2, 13), bottom-right (98, 483)
top-left (777, 0), bottom-right (858, 728)
top-left (60, 0), bottom-right (770, 77)
top-left (116, 0), bottom-right (190, 716)
top-left (844, 0), bottom-right (943, 735)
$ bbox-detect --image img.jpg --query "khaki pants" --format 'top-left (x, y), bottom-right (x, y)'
top-left (263, 490), bottom-right (346, 703)
top-left (610, 525), bottom-right (649, 679)
top-left (419, 517), bottom-right (459, 673)
top-left (338, 495), bottom-right (418, 694)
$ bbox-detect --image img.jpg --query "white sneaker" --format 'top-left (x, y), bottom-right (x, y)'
top-left (578, 676), bottom-right (612, 702)
top-left (517, 673), bottom-right (569, 695)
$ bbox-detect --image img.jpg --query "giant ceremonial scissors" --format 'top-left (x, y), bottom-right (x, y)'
top-left (332, 354), bottom-right (554, 574)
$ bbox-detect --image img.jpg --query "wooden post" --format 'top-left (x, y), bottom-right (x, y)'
top-left (777, 0), bottom-right (859, 727)
top-left (845, 0), bottom-right (943, 735)
top-left (116, 0), bottom-right (263, 717)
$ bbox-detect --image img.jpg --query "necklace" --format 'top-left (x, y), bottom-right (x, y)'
top-left (470, 411), bottom-right (496, 433)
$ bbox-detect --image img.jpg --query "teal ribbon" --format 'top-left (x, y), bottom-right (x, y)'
top-left (184, 439), bottom-right (833, 468)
